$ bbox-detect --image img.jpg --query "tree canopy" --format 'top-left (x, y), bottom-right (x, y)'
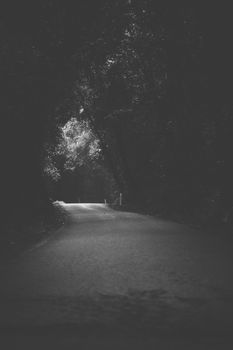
top-left (2, 1), bottom-right (233, 225)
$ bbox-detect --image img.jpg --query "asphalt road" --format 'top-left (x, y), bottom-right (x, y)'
top-left (0, 203), bottom-right (233, 349)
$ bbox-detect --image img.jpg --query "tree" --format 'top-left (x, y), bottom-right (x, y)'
top-left (44, 117), bottom-right (117, 202)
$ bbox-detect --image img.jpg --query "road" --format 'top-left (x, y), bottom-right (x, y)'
top-left (0, 203), bottom-right (233, 349)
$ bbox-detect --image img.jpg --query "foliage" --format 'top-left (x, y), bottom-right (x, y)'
top-left (59, 118), bottom-right (101, 169)
top-left (43, 117), bottom-right (118, 202)
top-left (44, 118), bottom-right (98, 176)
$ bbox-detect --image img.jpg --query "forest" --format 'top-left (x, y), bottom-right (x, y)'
top-left (1, 1), bottom-right (233, 241)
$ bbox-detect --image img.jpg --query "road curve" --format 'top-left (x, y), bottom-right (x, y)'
top-left (0, 203), bottom-right (233, 347)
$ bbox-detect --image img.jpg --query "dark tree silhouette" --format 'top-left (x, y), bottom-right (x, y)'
top-left (1, 1), bottom-right (233, 232)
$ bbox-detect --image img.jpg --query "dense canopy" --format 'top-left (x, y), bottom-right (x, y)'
top-left (1, 1), bottom-right (233, 227)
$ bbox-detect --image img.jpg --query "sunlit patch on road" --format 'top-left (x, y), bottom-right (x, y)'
top-left (56, 202), bottom-right (109, 210)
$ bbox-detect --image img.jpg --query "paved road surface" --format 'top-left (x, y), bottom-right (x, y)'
top-left (0, 203), bottom-right (233, 348)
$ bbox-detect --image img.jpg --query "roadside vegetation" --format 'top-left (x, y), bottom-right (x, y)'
top-left (0, 202), bottom-right (67, 260)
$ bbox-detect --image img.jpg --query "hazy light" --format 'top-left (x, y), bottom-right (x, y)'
top-left (60, 203), bottom-right (108, 209)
